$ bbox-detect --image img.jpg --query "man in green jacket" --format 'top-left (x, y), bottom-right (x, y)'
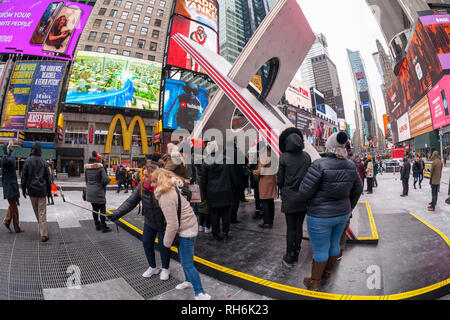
top-left (428, 151), bottom-right (442, 212)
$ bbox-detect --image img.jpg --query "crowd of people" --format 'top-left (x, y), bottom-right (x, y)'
top-left (1, 132), bottom-right (449, 297)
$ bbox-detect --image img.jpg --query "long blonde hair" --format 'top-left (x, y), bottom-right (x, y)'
top-left (151, 168), bottom-right (184, 198)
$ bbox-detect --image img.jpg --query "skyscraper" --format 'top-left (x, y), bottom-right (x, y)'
top-left (372, 39), bottom-right (396, 113)
top-left (299, 33), bottom-right (329, 89)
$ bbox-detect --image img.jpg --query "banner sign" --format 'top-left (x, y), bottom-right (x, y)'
top-left (428, 74), bottom-right (450, 129)
top-left (408, 95), bottom-right (434, 138)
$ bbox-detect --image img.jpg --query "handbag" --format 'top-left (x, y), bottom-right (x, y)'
top-left (172, 187), bottom-right (182, 248)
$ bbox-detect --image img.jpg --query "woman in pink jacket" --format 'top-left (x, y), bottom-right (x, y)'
top-left (150, 168), bottom-right (211, 300)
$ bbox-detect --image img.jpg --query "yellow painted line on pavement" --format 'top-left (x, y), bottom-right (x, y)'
top-left (409, 212), bottom-right (450, 247)
top-left (357, 202), bottom-right (379, 241)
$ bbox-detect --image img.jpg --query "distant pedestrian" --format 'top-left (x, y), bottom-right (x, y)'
top-left (2, 141), bottom-right (24, 233)
top-left (21, 142), bottom-right (51, 242)
top-left (400, 157), bottom-right (411, 197)
top-left (115, 165), bottom-right (125, 193)
top-left (46, 160), bottom-right (54, 205)
top-left (230, 140), bottom-right (248, 224)
top-left (418, 156), bottom-right (425, 188)
top-left (356, 158), bottom-right (365, 193)
top-left (85, 151), bottom-right (111, 233)
top-left (366, 156), bottom-right (374, 194)
top-left (373, 158), bottom-right (378, 187)
top-left (428, 151), bottom-right (442, 211)
top-left (413, 158), bottom-right (421, 189)
top-left (299, 132), bottom-right (363, 290)
top-left (277, 128), bottom-right (311, 267)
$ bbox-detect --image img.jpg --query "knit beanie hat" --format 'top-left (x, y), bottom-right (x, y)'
top-left (325, 131), bottom-right (349, 159)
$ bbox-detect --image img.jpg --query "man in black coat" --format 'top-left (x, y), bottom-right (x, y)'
top-left (115, 165), bottom-right (125, 193)
top-left (230, 141), bottom-right (248, 224)
top-left (277, 128), bottom-right (311, 267)
top-left (21, 142), bottom-right (51, 242)
top-left (400, 157), bottom-right (411, 197)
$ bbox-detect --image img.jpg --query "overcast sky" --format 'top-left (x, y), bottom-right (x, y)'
top-left (295, 0), bottom-right (389, 132)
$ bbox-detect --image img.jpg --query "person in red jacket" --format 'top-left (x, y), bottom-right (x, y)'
top-left (356, 157), bottom-right (366, 193)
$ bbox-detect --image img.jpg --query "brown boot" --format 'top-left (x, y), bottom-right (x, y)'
top-left (323, 255), bottom-right (340, 279)
top-left (303, 260), bottom-right (328, 290)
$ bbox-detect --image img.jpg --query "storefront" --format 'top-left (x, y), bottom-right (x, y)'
top-left (413, 131), bottom-right (440, 159)
top-left (56, 147), bottom-right (84, 177)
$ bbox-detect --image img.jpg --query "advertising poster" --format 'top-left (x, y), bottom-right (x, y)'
top-left (65, 51), bottom-right (162, 110)
top-left (383, 114), bottom-right (392, 141)
top-left (26, 62), bottom-right (66, 130)
top-left (1, 62), bottom-right (38, 130)
top-left (408, 95), bottom-right (434, 138)
top-left (314, 119), bottom-right (326, 146)
top-left (397, 112), bottom-right (411, 142)
top-left (167, 15), bottom-right (218, 73)
top-left (428, 75), bottom-right (450, 129)
top-left (285, 78), bottom-right (312, 110)
top-left (325, 104), bottom-right (337, 124)
top-left (163, 78), bottom-right (209, 131)
top-left (286, 109), bottom-right (297, 125)
top-left (0, 0), bottom-right (92, 60)
top-left (419, 14), bottom-right (450, 71)
top-left (174, 0), bottom-right (219, 32)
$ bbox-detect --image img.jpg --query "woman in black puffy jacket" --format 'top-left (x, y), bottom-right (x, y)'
top-left (108, 162), bottom-right (171, 281)
top-left (298, 131), bottom-right (363, 290)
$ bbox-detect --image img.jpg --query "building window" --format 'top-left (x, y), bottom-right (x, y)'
top-left (129, 24), bottom-right (137, 34)
top-left (93, 19), bottom-right (102, 28)
top-left (159, 0), bottom-right (166, 7)
top-left (98, 8), bottom-right (107, 15)
top-left (117, 22), bottom-right (125, 31)
top-left (132, 13), bottom-right (140, 22)
top-left (148, 55), bottom-right (155, 61)
top-left (152, 30), bottom-right (159, 39)
top-left (143, 16), bottom-right (151, 24)
top-left (88, 31), bottom-right (97, 41)
top-left (109, 9), bottom-right (118, 17)
top-left (136, 4), bottom-right (143, 11)
top-left (149, 0), bottom-right (155, 4)
top-left (136, 52), bottom-right (143, 59)
top-left (156, 9), bottom-right (163, 16)
top-left (138, 39), bottom-right (146, 49)
top-left (103, 0), bottom-right (111, 4)
top-left (84, 45), bottom-right (93, 51)
top-left (125, 1), bottom-right (132, 9)
top-left (121, 11), bottom-right (129, 19)
top-left (150, 41), bottom-right (157, 51)
top-left (105, 20), bottom-right (113, 29)
top-left (100, 33), bottom-right (109, 43)
top-left (110, 48), bottom-right (118, 54)
top-left (146, 6), bottom-right (153, 14)
top-left (113, 0), bottom-right (122, 6)
top-left (140, 27), bottom-right (148, 36)
top-left (112, 34), bottom-right (121, 44)
top-left (125, 37), bottom-right (133, 46)
top-left (97, 46), bottom-right (105, 53)
top-left (123, 50), bottom-right (130, 56)
top-left (154, 19), bottom-right (161, 27)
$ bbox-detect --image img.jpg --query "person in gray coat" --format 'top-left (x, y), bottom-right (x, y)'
top-left (85, 152), bottom-right (111, 232)
top-left (2, 141), bottom-right (24, 233)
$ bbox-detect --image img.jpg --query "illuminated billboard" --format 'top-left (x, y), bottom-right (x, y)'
top-left (174, 0), bottom-right (219, 32)
top-left (65, 51), bottom-right (161, 110)
top-left (163, 78), bottom-right (209, 131)
top-left (167, 15), bottom-right (218, 73)
top-left (0, 0), bottom-right (92, 60)
top-left (408, 95), bottom-right (434, 139)
top-left (285, 78), bottom-right (312, 111)
top-left (428, 75), bottom-right (450, 130)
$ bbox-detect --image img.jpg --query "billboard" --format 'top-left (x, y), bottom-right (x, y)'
top-left (65, 51), bottom-right (161, 110)
top-left (167, 15), bottom-right (218, 73)
top-left (162, 78), bottom-right (209, 131)
top-left (1, 62), bottom-right (38, 130)
top-left (26, 62), bottom-right (66, 130)
top-left (285, 78), bottom-right (312, 111)
top-left (383, 114), bottom-right (392, 141)
top-left (387, 13), bottom-right (449, 119)
top-left (310, 87), bottom-right (325, 113)
top-left (397, 112), bottom-right (411, 142)
top-left (0, 0), bottom-right (92, 60)
top-left (286, 109), bottom-right (297, 125)
top-left (174, 0), bottom-right (219, 33)
top-left (408, 95), bottom-right (434, 139)
top-left (325, 104), bottom-right (337, 124)
top-left (428, 75), bottom-right (450, 129)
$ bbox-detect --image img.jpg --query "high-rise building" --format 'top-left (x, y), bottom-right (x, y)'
top-left (372, 39), bottom-right (396, 114)
top-left (77, 0), bottom-right (173, 63)
top-left (299, 33), bottom-right (329, 89)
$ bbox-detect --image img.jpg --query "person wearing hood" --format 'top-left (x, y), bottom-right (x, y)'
top-left (298, 132), bottom-right (362, 290)
top-left (428, 151), bottom-right (442, 212)
top-left (85, 151), bottom-right (111, 233)
top-left (400, 157), bottom-right (411, 197)
top-left (366, 156), bottom-right (374, 194)
top-left (21, 142), bottom-right (51, 242)
top-left (201, 141), bottom-right (234, 241)
top-left (164, 143), bottom-right (187, 179)
top-left (2, 141), bottom-right (24, 233)
top-left (277, 128), bottom-right (311, 267)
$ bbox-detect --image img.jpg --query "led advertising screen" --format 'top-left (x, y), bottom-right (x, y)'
top-left (1, 62), bottom-right (38, 130)
top-left (286, 109), bottom-right (297, 125)
top-left (428, 75), bottom-right (450, 130)
top-left (174, 0), bottom-right (219, 33)
top-left (285, 78), bottom-right (312, 111)
top-left (167, 15), bottom-right (218, 73)
top-left (397, 112), bottom-right (411, 142)
top-left (296, 110), bottom-right (313, 144)
top-left (419, 13), bottom-right (450, 71)
top-left (26, 62), bottom-right (66, 130)
top-left (163, 78), bottom-right (209, 131)
top-left (408, 95), bottom-right (434, 138)
top-left (0, 0), bottom-right (92, 60)
top-left (65, 51), bottom-right (162, 110)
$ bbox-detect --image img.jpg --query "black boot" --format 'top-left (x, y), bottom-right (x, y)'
top-left (95, 222), bottom-right (101, 231)
top-left (101, 225), bottom-right (112, 233)
top-left (282, 252), bottom-right (295, 268)
top-left (292, 249), bottom-right (300, 265)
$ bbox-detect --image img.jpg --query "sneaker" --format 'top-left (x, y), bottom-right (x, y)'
top-left (142, 267), bottom-right (160, 278)
top-left (198, 225), bottom-right (205, 232)
top-left (195, 293), bottom-right (211, 300)
top-left (175, 281), bottom-right (193, 290)
top-left (160, 268), bottom-right (170, 281)
top-left (204, 227), bottom-right (212, 234)
top-left (282, 254), bottom-right (294, 268)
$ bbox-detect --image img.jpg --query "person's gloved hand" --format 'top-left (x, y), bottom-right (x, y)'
top-left (22, 189), bottom-right (27, 199)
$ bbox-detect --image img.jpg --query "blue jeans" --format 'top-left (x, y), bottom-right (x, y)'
top-left (307, 213), bottom-right (350, 263)
top-left (142, 224), bottom-right (170, 269)
top-left (178, 237), bottom-right (205, 296)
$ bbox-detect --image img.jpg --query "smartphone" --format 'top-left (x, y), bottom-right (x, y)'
top-left (43, 6), bottom-right (82, 54)
top-left (30, 2), bottom-right (64, 45)
top-left (442, 89), bottom-right (449, 117)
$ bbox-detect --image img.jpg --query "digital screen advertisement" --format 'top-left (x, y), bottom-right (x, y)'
top-left (397, 112), bottom-right (411, 142)
top-left (285, 78), bottom-right (312, 110)
top-left (65, 51), bottom-right (162, 110)
top-left (167, 15), bottom-right (218, 73)
top-left (407, 95), bottom-right (434, 138)
top-left (428, 75), bottom-right (450, 130)
top-left (420, 14), bottom-right (450, 71)
top-left (0, 0), bottom-right (93, 60)
top-left (163, 78), bottom-right (209, 131)
top-left (174, 0), bottom-right (219, 32)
